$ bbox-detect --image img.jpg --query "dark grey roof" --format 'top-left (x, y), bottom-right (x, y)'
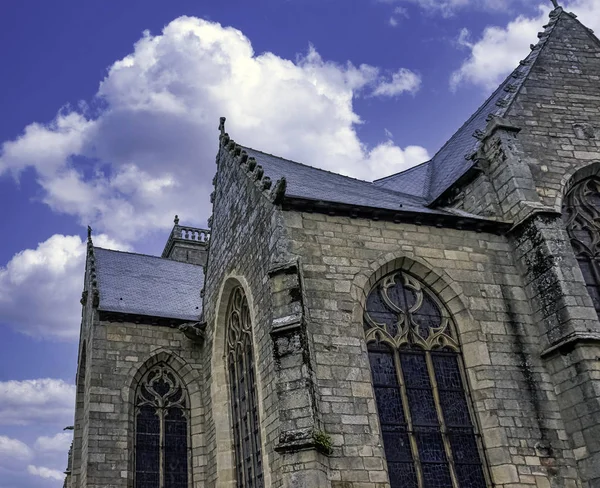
top-left (243, 147), bottom-right (448, 216)
top-left (94, 247), bottom-right (203, 321)
top-left (374, 161), bottom-right (432, 198)
top-left (235, 10), bottom-right (570, 213)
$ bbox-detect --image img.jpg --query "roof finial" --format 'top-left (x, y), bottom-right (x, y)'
top-left (219, 117), bottom-right (226, 136)
top-left (174, 214), bottom-right (180, 225)
top-left (550, 0), bottom-right (559, 8)
top-left (87, 225), bottom-right (92, 241)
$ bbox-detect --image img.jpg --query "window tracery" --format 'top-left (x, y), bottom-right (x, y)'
top-left (227, 286), bottom-right (264, 488)
top-left (364, 271), bottom-right (487, 488)
top-left (562, 176), bottom-right (600, 313)
top-left (134, 364), bottom-right (190, 488)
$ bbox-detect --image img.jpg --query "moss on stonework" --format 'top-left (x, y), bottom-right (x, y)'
top-left (313, 430), bottom-right (333, 455)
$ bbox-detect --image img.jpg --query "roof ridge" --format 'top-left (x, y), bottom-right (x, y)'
top-left (242, 146), bottom-right (372, 184)
top-left (94, 246), bottom-right (204, 267)
top-left (373, 159), bottom-right (431, 183)
top-left (243, 145), bottom-right (429, 203)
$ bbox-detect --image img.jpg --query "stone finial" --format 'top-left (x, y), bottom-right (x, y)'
top-left (218, 117), bottom-right (226, 136)
top-left (550, 0), bottom-right (559, 8)
top-left (87, 225), bottom-right (92, 240)
top-left (174, 215), bottom-right (180, 225)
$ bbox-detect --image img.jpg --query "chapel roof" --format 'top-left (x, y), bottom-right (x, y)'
top-left (242, 147), bottom-right (450, 216)
top-left (93, 247), bottom-right (204, 321)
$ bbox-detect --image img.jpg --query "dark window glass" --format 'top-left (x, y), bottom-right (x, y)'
top-left (227, 287), bottom-right (264, 488)
top-left (364, 271), bottom-right (488, 488)
top-left (563, 177), bottom-right (600, 316)
top-left (134, 364), bottom-right (189, 488)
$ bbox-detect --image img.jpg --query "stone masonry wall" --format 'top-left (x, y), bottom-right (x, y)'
top-left (75, 319), bottom-right (204, 488)
top-left (202, 140), bottom-right (329, 487)
top-left (284, 210), bottom-right (581, 488)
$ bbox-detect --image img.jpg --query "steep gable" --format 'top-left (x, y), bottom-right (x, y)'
top-left (378, 7), bottom-right (588, 205)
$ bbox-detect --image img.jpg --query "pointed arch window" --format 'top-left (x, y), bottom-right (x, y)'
top-left (134, 364), bottom-right (190, 488)
top-left (227, 286), bottom-right (264, 488)
top-left (563, 176), bottom-right (600, 314)
top-left (364, 271), bottom-right (488, 488)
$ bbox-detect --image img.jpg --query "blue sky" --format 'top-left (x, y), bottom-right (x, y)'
top-left (0, 0), bottom-right (597, 486)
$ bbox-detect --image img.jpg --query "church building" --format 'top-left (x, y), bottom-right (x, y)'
top-left (66, 5), bottom-right (600, 488)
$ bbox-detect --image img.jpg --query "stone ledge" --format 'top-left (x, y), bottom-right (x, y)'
top-left (541, 332), bottom-right (600, 358)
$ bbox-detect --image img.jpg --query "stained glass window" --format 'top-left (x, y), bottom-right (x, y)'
top-left (364, 272), bottom-right (488, 488)
top-left (563, 177), bottom-right (600, 314)
top-left (134, 364), bottom-right (190, 488)
top-left (227, 286), bottom-right (264, 488)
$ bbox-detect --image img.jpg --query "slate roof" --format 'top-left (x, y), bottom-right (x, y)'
top-left (242, 147), bottom-right (450, 216)
top-left (94, 247), bottom-right (203, 321)
top-left (233, 10), bottom-right (567, 213)
top-left (374, 161), bottom-right (432, 198)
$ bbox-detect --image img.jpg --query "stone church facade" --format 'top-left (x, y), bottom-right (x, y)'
top-left (66, 6), bottom-right (600, 488)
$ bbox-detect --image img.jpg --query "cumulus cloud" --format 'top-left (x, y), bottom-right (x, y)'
top-left (0, 436), bottom-right (32, 465)
top-left (34, 433), bottom-right (72, 453)
top-left (0, 17), bottom-right (428, 243)
top-left (371, 68), bottom-right (421, 96)
top-left (451, 0), bottom-right (600, 90)
top-left (0, 233), bottom-right (127, 340)
top-left (0, 379), bottom-right (75, 425)
top-left (27, 465), bottom-right (64, 481)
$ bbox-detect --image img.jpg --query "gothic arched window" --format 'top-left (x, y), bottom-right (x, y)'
top-left (364, 271), bottom-right (488, 488)
top-left (563, 176), bottom-right (600, 314)
top-left (227, 286), bottom-right (264, 488)
top-left (134, 364), bottom-right (190, 488)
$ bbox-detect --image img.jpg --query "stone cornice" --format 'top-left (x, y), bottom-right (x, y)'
top-left (281, 197), bottom-right (512, 234)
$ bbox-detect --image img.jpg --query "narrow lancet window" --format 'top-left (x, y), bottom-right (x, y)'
top-left (364, 271), bottom-right (488, 488)
top-left (134, 364), bottom-right (190, 488)
top-left (227, 286), bottom-right (264, 488)
top-left (563, 176), bottom-right (600, 313)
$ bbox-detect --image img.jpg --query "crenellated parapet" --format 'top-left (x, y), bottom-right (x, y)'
top-left (162, 216), bottom-right (210, 266)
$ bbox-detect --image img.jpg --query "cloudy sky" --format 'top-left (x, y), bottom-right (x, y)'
top-left (1, 0), bottom-right (599, 486)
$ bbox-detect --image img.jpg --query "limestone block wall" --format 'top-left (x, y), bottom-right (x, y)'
top-left (284, 210), bottom-right (580, 488)
top-left (76, 320), bottom-right (204, 488)
top-left (202, 140), bottom-right (329, 488)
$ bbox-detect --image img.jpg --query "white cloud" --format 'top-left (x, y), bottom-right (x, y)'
top-left (0, 436), bottom-right (32, 465)
top-left (0, 379), bottom-right (75, 425)
top-left (451, 0), bottom-right (600, 90)
top-left (389, 6), bottom-right (409, 26)
top-left (372, 68), bottom-right (422, 96)
top-left (27, 465), bottom-right (64, 481)
top-left (0, 17), bottom-right (428, 243)
top-left (34, 433), bottom-right (72, 453)
top-left (0, 233), bottom-right (127, 340)
top-left (382, 0), bottom-right (527, 17)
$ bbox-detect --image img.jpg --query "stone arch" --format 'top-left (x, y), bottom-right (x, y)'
top-left (354, 252), bottom-right (494, 487)
top-left (351, 252), bottom-right (477, 343)
top-left (124, 348), bottom-right (202, 488)
top-left (211, 274), bottom-right (272, 488)
top-left (555, 161), bottom-right (600, 212)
